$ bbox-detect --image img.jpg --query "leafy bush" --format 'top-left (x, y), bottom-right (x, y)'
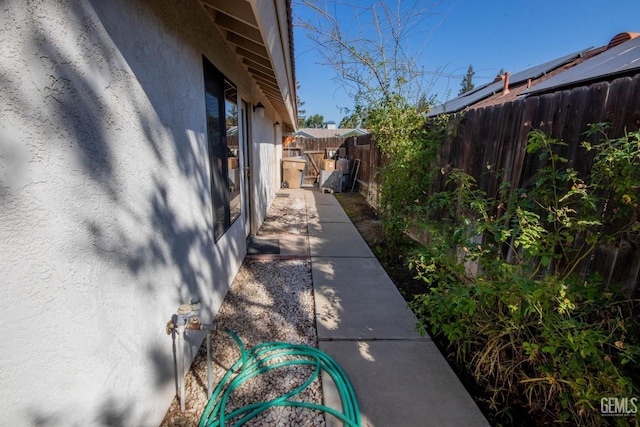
top-left (408, 125), bottom-right (640, 425)
top-left (368, 97), bottom-right (448, 246)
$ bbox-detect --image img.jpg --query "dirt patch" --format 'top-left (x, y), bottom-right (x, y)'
top-left (334, 193), bottom-right (381, 243)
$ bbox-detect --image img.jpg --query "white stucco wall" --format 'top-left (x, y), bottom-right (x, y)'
top-left (0, 0), bottom-right (281, 425)
top-left (251, 117), bottom-right (281, 230)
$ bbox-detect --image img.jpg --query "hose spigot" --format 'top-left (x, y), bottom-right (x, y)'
top-left (166, 298), bottom-right (215, 335)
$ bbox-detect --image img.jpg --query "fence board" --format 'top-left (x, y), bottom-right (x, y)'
top-left (286, 136), bottom-right (358, 186)
top-left (345, 74), bottom-right (640, 295)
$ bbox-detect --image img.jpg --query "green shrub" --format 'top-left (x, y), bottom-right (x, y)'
top-left (369, 97), bottom-right (448, 246)
top-left (412, 269), bottom-right (638, 425)
top-left (409, 125), bottom-right (640, 425)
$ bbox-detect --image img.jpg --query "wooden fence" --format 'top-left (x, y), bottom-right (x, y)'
top-left (343, 134), bottom-right (380, 202)
top-left (337, 74), bottom-right (640, 296)
top-left (284, 136), bottom-right (349, 186)
top-left (285, 134), bottom-right (381, 191)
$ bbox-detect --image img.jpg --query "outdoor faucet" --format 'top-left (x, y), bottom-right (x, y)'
top-left (166, 298), bottom-right (216, 335)
top-left (166, 297), bottom-right (217, 412)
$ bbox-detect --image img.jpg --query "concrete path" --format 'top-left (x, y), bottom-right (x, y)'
top-left (266, 188), bottom-right (488, 426)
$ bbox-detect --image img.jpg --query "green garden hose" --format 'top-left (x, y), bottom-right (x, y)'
top-left (199, 330), bottom-right (361, 427)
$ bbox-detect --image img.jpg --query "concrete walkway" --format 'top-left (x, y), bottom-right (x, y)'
top-left (270, 188), bottom-right (489, 426)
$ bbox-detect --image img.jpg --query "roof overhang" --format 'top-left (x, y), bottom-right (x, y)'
top-left (199, 0), bottom-right (298, 131)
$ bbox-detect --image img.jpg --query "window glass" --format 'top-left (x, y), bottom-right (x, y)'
top-left (203, 57), bottom-right (240, 241)
top-left (225, 81), bottom-right (241, 224)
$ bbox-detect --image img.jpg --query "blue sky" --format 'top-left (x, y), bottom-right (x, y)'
top-left (293, 0), bottom-right (640, 124)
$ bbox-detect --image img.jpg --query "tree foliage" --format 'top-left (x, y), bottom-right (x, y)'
top-left (297, 0), bottom-right (453, 242)
top-left (458, 64), bottom-right (475, 95)
top-left (297, 0), bottom-right (450, 107)
top-left (296, 80), bottom-right (307, 127)
top-left (339, 114), bottom-right (359, 128)
top-left (301, 113), bottom-right (325, 128)
top-left (339, 105), bottom-right (367, 128)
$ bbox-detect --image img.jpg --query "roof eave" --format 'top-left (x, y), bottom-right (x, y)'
top-left (199, 0), bottom-right (298, 130)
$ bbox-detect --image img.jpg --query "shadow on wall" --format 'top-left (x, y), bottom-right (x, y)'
top-left (87, 0), bottom-right (248, 300)
top-left (0, 0), bottom-right (247, 424)
top-left (23, 0), bottom-right (225, 307)
top-left (30, 398), bottom-right (133, 427)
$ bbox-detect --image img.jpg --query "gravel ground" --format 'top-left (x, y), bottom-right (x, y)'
top-left (161, 191), bottom-right (324, 427)
top-left (257, 193), bottom-right (308, 236)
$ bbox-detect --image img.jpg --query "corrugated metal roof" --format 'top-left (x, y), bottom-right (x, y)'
top-left (522, 36), bottom-right (640, 96)
top-left (428, 48), bottom-right (590, 117)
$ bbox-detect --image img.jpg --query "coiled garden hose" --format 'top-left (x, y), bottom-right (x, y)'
top-left (199, 330), bottom-right (361, 427)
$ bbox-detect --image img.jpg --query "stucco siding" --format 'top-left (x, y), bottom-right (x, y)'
top-left (0, 0), bottom-right (272, 425)
top-left (250, 120), bottom-right (280, 230)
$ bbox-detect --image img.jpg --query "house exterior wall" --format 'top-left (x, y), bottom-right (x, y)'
top-left (250, 120), bottom-right (284, 230)
top-left (0, 0), bottom-right (284, 425)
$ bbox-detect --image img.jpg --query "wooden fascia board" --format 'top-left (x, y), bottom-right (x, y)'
top-left (236, 47), bottom-right (272, 69)
top-left (214, 11), bottom-right (262, 44)
top-left (199, 0), bottom-right (257, 27)
top-left (247, 66), bottom-right (278, 85)
top-left (226, 32), bottom-right (268, 59)
top-left (242, 58), bottom-right (274, 77)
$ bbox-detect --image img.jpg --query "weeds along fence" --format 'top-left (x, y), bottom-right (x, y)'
top-left (344, 74), bottom-right (640, 296)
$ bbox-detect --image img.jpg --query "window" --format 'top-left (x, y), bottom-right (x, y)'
top-left (203, 57), bottom-right (242, 241)
top-left (225, 82), bottom-right (241, 223)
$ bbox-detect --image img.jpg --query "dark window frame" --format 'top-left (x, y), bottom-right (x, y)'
top-left (203, 56), bottom-right (240, 242)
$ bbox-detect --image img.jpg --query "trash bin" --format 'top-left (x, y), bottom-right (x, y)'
top-left (282, 157), bottom-right (306, 189)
